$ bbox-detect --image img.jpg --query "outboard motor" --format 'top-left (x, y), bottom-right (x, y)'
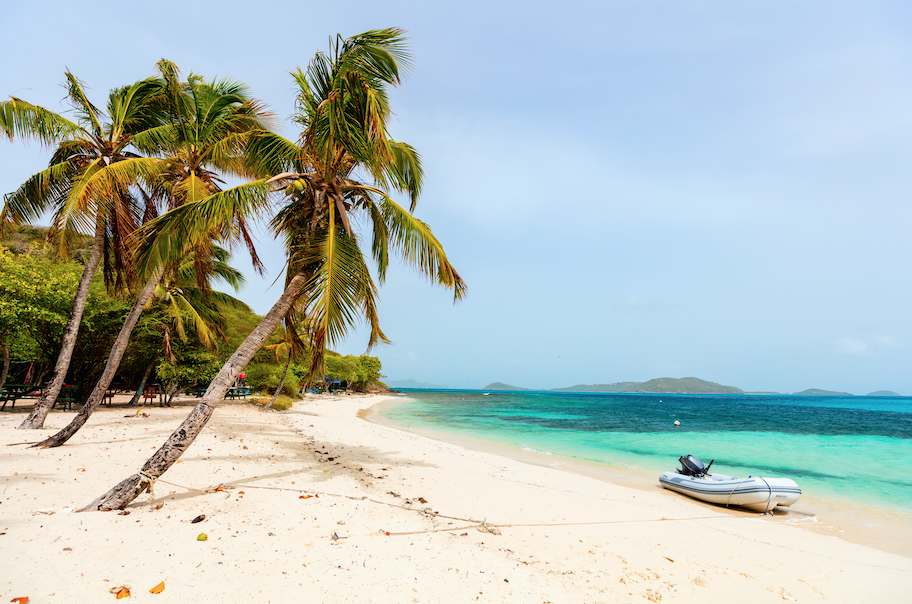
top-left (679, 454), bottom-right (713, 477)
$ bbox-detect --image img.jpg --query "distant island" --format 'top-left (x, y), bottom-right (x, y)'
top-left (483, 382), bottom-right (530, 391)
top-left (793, 388), bottom-right (853, 396)
top-left (484, 377), bottom-right (743, 395)
top-left (867, 390), bottom-right (901, 397)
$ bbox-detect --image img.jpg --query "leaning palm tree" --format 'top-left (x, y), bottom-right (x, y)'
top-left (81, 29), bottom-right (465, 511)
top-left (32, 64), bottom-right (271, 447)
top-left (1, 73), bottom-right (165, 428)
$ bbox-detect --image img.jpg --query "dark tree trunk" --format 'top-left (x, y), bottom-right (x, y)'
top-left (19, 217), bottom-right (106, 429)
top-left (32, 269), bottom-right (162, 448)
top-left (128, 364), bottom-right (155, 406)
top-left (0, 337), bottom-right (9, 390)
top-left (80, 269), bottom-right (308, 511)
top-left (264, 353), bottom-right (292, 411)
top-left (163, 380), bottom-right (181, 406)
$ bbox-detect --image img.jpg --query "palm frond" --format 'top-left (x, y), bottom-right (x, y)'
top-left (243, 130), bottom-right (301, 178)
top-left (133, 179), bottom-right (273, 277)
top-left (0, 98), bottom-right (83, 145)
top-left (376, 193), bottom-right (466, 301)
top-left (2, 161), bottom-right (75, 226)
top-left (64, 71), bottom-right (104, 137)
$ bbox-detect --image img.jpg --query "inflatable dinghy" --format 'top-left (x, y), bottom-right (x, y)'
top-left (659, 455), bottom-right (801, 513)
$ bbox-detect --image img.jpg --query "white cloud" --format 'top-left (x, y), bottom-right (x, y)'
top-left (833, 337), bottom-right (871, 356)
top-left (832, 335), bottom-right (902, 356)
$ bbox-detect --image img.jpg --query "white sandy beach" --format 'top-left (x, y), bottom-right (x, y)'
top-left (1, 393), bottom-right (910, 603)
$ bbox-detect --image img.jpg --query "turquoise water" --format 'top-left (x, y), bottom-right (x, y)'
top-left (380, 390), bottom-right (912, 518)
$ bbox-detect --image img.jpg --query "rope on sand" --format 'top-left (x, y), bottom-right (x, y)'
top-left (140, 477), bottom-right (755, 538)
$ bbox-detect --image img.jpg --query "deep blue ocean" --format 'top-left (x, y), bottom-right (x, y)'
top-left (380, 390), bottom-right (912, 518)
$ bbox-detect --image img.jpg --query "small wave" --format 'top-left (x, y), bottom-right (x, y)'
top-left (521, 447), bottom-right (554, 455)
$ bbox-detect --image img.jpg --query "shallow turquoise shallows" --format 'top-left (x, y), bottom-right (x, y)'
top-left (380, 390), bottom-right (912, 514)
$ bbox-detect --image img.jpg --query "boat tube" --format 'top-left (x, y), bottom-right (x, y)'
top-left (659, 454), bottom-right (801, 513)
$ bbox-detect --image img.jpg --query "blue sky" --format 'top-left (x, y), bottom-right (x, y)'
top-left (3, 1), bottom-right (911, 394)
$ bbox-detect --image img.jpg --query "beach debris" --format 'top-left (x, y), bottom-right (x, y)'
top-left (155, 504), bottom-right (164, 510)
top-left (238, 491), bottom-right (245, 495)
top-left (191, 514), bottom-right (206, 524)
top-left (674, 420), bottom-right (680, 426)
top-left (664, 556), bottom-right (674, 563)
top-left (118, 511), bottom-right (130, 516)
top-left (149, 582), bottom-right (165, 595)
top-left (331, 532), bottom-right (348, 541)
top-left (299, 495), bottom-right (313, 499)
top-left (63, 547), bottom-right (72, 552)
top-left (418, 497), bottom-right (428, 504)
top-left (197, 533), bottom-right (208, 541)
top-left (10, 597), bottom-right (29, 603)
top-left (387, 491), bottom-right (400, 498)
top-left (109, 585), bottom-right (131, 599)
top-left (34, 508), bottom-right (55, 515)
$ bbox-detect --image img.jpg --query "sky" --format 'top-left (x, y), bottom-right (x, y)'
top-left (2, 1), bottom-right (911, 395)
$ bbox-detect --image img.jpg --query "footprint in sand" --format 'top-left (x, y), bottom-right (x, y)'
top-left (690, 575), bottom-right (709, 588)
top-left (767, 586), bottom-right (796, 600)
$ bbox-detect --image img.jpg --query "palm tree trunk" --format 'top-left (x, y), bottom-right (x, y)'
top-left (32, 268), bottom-right (163, 448)
top-left (128, 364), bottom-right (155, 406)
top-left (0, 337), bottom-right (9, 390)
top-left (163, 380), bottom-right (181, 406)
top-left (19, 216), bottom-right (106, 429)
top-left (80, 269), bottom-right (308, 511)
top-left (264, 353), bottom-right (292, 411)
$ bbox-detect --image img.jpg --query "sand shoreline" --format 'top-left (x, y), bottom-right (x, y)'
top-left (1, 394), bottom-right (910, 602)
top-left (367, 395), bottom-right (912, 558)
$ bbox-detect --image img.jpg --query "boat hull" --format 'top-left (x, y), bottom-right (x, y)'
top-left (659, 471), bottom-right (801, 512)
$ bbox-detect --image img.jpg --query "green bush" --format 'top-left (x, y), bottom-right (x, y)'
top-left (248, 396), bottom-right (294, 411)
top-left (244, 363), bottom-right (299, 397)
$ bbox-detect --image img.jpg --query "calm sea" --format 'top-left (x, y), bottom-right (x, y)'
top-left (378, 390), bottom-right (912, 556)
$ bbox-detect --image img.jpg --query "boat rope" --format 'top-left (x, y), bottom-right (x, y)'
top-left (138, 477), bottom-right (762, 539)
top-left (759, 476), bottom-right (774, 514)
top-left (137, 470), bottom-right (158, 502)
top-left (725, 476), bottom-right (752, 508)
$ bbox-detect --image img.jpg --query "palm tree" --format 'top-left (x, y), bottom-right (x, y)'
top-left (150, 247), bottom-right (248, 405)
top-left (261, 323), bottom-right (310, 410)
top-left (1, 73), bottom-right (165, 428)
top-left (31, 64), bottom-right (271, 447)
top-left (81, 29), bottom-right (465, 511)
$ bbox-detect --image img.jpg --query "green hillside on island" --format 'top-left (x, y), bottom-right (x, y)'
top-left (793, 388), bottom-right (853, 396)
top-left (867, 390), bottom-right (901, 397)
top-left (482, 382), bottom-right (530, 391)
top-left (484, 377), bottom-right (743, 395)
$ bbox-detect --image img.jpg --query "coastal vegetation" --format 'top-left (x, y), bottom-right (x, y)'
top-left (1, 75), bottom-right (169, 428)
top-left (1, 226), bottom-right (387, 401)
top-left (0, 28), bottom-right (468, 511)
